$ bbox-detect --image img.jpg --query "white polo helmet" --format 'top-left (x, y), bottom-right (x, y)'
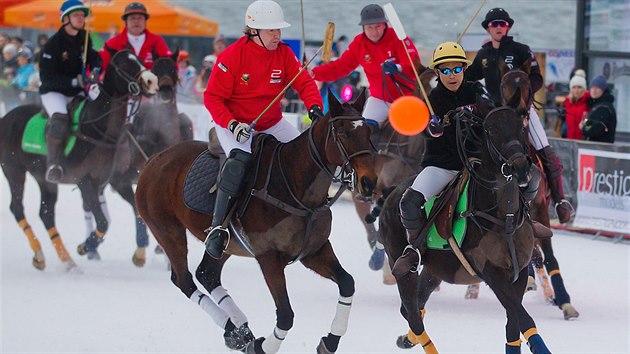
top-left (245, 0), bottom-right (290, 30)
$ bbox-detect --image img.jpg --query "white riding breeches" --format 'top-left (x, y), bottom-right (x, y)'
top-left (41, 92), bottom-right (73, 116)
top-left (528, 107), bottom-right (549, 150)
top-left (362, 96), bottom-right (390, 125)
top-left (410, 166), bottom-right (459, 200)
top-left (215, 118), bottom-right (300, 155)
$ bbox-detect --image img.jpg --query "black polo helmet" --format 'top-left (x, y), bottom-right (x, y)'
top-left (359, 4), bottom-right (387, 26)
top-left (122, 2), bottom-right (150, 20)
top-left (481, 8), bottom-right (514, 29)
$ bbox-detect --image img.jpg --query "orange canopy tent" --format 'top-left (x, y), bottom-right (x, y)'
top-left (0, 0), bottom-right (32, 27)
top-left (4, 0), bottom-right (218, 36)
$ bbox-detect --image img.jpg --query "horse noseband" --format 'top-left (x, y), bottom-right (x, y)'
top-left (128, 81), bottom-right (141, 97)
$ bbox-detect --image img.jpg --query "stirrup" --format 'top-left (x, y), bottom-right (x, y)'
top-left (554, 199), bottom-right (575, 222)
top-left (402, 245), bottom-right (422, 273)
top-left (204, 225), bottom-right (230, 258)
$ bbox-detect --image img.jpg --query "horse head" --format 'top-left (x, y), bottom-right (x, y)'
top-left (482, 106), bottom-right (531, 187)
top-left (317, 88), bottom-right (376, 197)
top-left (152, 56), bottom-right (179, 103)
top-left (499, 58), bottom-right (532, 118)
top-left (103, 50), bottom-right (158, 97)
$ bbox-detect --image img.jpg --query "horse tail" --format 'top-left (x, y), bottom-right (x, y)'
top-left (365, 186), bottom-right (397, 224)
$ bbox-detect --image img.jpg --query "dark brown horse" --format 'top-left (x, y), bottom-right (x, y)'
top-left (0, 50), bottom-right (158, 271)
top-left (379, 97), bottom-right (552, 353)
top-left (353, 67), bottom-right (435, 282)
top-left (81, 55), bottom-right (194, 265)
top-left (501, 67), bottom-right (579, 320)
top-left (135, 92), bottom-right (377, 354)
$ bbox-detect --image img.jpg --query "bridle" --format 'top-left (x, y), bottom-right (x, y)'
top-left (308, 114), bottom-right (375, 191)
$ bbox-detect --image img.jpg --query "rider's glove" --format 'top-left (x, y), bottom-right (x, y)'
top-left (382, 61), bottom-right (401, 75)
top-left (308, 105), bottom-right (324, 122)
top-left (426, 117), bottom-right (444, 138)
top-left (88, 67), bottom-right (101, 84)
top-left (228, 119), bottom-right (251, 143)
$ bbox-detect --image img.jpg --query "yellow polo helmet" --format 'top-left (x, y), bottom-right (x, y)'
top-left (430, 41), bottom-right (472, 69)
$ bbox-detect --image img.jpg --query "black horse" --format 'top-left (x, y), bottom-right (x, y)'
top-left (0, 50), bottom-right (158, 271)
top-left (135, 91), bottom-right (377, 354)
top-left (81, 55), bottom-right (194, 266)
top-left (379, 96), bottom-right (552, 353)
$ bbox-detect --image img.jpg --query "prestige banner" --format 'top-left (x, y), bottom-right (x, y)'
top-left (572, 148), bottom-right (630, 234)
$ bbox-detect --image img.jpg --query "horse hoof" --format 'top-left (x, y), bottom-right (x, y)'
top-left (396, 334), bottom-right (416, 349)
top-left (368, 248), bottom-right (385, 270)
top-left (32, 250), bottom-right (46, 270)
top-left (224, 323), bottom-right (255, 351)
top-left (316, 337), bottom-right (335, 354)
top-left (244, 337), bottom-right (265, 354)
top-left (62, 258), bottom-right (78, 271)
top-left (525, 276), bottom-right (537, 292)
top-left (87, 251), bottom-right (101, 261)
top-left (561, 303), bottom-right (579, 320)
top-left (132, 248), bottom-right (146, 267)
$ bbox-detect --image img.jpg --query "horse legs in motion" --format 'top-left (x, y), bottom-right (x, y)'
top-left (1, 154), bottom-right (75, 270)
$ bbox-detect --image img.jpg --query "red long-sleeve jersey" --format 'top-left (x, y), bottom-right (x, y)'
top-left (205, 37), bottom-right (322, 131)
top-left (99, 28), bottom-right (171, 71)
top-left (312, 27), bottom-right (420, 103)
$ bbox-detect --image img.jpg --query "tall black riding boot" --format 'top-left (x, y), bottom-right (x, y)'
top-left (538, 146), bottom-right (574, 223)
top-left (392, 188), bottom-right (427, 277)
top-left (204, 149), bottom-right (252, 259)
top-left (45, 113), bottom-right (70, 183)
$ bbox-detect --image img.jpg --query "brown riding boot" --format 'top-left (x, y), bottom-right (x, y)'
top-left (538, 146), bottom-right (574, 223)
top-left (45, 113), bottom-right (70, 183)
top-left (392, 188), bottom-right (427, 277)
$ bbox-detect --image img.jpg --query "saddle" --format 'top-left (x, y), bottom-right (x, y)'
top-left (21, 98), bottom-right (86, 156)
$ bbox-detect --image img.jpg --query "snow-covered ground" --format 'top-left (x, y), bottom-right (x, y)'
top-left (2, 175), bottom-right (629, 353)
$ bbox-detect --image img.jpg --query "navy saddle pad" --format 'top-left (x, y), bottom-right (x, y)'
top-left (183, 150), bottom-right (220, 215)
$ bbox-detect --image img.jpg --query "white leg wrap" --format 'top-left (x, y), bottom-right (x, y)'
top-left (83, 210), bottom-right (94, 239)
top-left (190, 290), bottom-right (229, 328)
top-left (98, 194), bottom-right (111, 225)
top-left (261, 326), bottom-right (288, 354)
top-left (330, 295), bottom-right (353, 336)
top-left (210, 286), bottom-right (248, 327)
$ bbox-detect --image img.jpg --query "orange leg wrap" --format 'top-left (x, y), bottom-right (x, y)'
top-left (507, 338), bottom-right (522, 347)
top-left (523, 328), bottom-right (538, 341)
top-left (407, 329), bottom-right (438, 354)
top-left (19, 219), bottom-right (42, 252)
top-left (48, 227), bottom-right (70, 262)
top-left (95, 230), bottom-right (105, 238)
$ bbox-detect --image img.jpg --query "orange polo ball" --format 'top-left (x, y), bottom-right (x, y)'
top-left (389, 96), bottom-right (430, 136)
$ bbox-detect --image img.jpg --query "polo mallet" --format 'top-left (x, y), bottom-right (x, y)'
top-left (248, 46), bottom-right (322, 132)
top-left (300, 0), bottom-right (306, 63)
top-left (382, 3), bottom-right (438, 125)
top-left (455, 0), bottom-right (488, 43)
top-left (321, 22), bottom-right (335, 63)
top-left (81, 0), bottom-right (93, 83)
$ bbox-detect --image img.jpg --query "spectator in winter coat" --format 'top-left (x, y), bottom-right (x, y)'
top-left (203, 0), bottom-right (323, 260)
top-left (99, 2), bottom-right (171, 72)
top-left (311, 4), bottom-right (421, 130)
top-left (563, 74), bottom-right (590, 140)
top-left (581, 75), bottom-right (616, 143)
top-left (11, 47), bottom-right (37, 90)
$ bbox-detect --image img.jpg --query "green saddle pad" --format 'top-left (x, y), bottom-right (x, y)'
top-left (426, 181), bottom-right (469, 250)
top-left (21, 101), bottom-right (85, 156)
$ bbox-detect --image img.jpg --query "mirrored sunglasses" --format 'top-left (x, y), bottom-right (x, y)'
top-left (489, 20), bottom-right (508, 28)
top-left (438, 66), bottom-right (464, 76)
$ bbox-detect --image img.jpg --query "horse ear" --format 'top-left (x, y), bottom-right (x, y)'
top-left (327, 87), bottom-right (343, 116)
top-left (519, 57), bottom-right (532, 75)
top-left (505, 84), bottom-right (522, 109)
top-left (351, 88), bottom-right (368, 112)
top-left (171, 47), bottom-right (180, 62)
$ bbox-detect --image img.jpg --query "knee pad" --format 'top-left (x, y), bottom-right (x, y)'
top-left (399, 188), bottom-right (427, 230)
top-left (219, 149), bottom-right (252, 196)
